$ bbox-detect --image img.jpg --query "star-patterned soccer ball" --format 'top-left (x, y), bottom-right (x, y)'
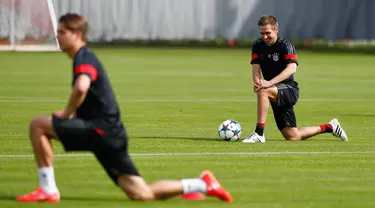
top-left (218, 119), bottom-right (242, 141)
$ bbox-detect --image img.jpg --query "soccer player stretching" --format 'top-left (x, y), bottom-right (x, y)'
top-left (16, 13), bottom-right (232, 203)
top-left (242, 15), bottom-right (348, 143)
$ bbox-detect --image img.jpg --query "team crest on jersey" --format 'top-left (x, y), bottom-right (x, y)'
top-left (272, 53), bottom-right (279, 61)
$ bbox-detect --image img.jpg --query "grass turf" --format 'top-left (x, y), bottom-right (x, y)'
top-left (0, 48), bottom-right (374, 208)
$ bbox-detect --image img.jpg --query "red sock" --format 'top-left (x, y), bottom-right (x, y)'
top-left (320, 124), bottom-right (333, 133)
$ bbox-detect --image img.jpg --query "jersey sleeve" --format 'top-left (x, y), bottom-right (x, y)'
top-left (73, 56), bottom-right (98, 83)
top-left (250, 40), bottom-right (261, 65)
top-left (283, 40), bottom-right (298, 66)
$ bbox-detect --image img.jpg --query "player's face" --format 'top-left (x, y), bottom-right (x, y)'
top-left (259, 24), bottom-right (278, 46)
top-left (56, 23), bottom-right (80, 51)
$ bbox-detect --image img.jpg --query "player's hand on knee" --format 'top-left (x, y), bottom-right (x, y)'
top-left (254, 80), bottom-right (262, 92)
top-left (254, 80), bottom-right (272, 92)
top-left (253, 85), bottom-right (259, 92)
top-left (259, 80), bottom-right (272, 89)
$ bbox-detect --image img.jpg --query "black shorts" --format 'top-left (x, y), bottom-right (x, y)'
top-left (52, 116), bottom-right (140, 184)
top-left (271, 83), bottom-right (299, 131)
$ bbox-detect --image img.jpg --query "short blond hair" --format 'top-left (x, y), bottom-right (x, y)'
top-left (258, 15), bottom-right (278, 29)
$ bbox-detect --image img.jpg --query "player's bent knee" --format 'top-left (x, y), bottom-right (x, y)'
top-left (118, 175), bottom-right (156, 201)
top-left (125, 187), bottom-right (155, 201)
top-left (30, 115), bottom-right (51, 128)
top-left (29, 116), bottom-right (42, 129)
top-left (284, 136), bottom-right (300, 141)
top-left (257, 88), bottom-right (276, 100)
top-left (127, 191), bottom-right (155, 201)
top-left (257, 88), bottom-right (269, 97)
top-left (29, 116), bottom-right (46, 136)
top-left (29, 116), bottom-right (55, 138)
top-left (281, 127), bottom-right (301, 141)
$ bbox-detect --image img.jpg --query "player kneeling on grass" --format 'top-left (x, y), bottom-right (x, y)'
top-left (242, 15), bottom-right (348, 143)
top-left (16, 13), bottom-right (232, 203)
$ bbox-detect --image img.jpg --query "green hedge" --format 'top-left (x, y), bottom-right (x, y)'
top-left (88, 39), bottom-right (375, 53)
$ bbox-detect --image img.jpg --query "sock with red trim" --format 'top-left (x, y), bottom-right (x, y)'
top-left (255, 123), bottom-right (265, 136)
top-left (320, 124), bottom-right (333, 133)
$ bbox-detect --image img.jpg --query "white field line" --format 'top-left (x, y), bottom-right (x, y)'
top-left (0, 151), bottom-right (375, 158)
top-left (0, 98), bottom-right (374, 103)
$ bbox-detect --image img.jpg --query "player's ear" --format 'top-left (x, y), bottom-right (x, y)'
top-left (76, 30), bottom-right (83, 41)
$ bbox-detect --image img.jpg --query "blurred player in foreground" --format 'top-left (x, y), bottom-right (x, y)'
top-left (16, 13), bottom-right (232, 203)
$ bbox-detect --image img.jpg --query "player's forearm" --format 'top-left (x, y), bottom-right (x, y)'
top-left (63, 89), bottom-right (87, 118)
top-left (269, 64), bottom-right (296, 85)
top-left (62, 75), bottom-right (91, 118)
top-left (252, 67), bottom-right (262, 84)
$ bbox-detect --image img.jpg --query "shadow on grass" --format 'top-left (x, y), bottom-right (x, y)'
top-left (0, 194), bottom-right (129, 203)
top-left (0, 195), bottom-right (14, 201)
top-left (134, 136), bottom-right (289, 142)
top-left (134, 136), bottom-right (222, 142)
top-left (62, 195), bottom-right (128, 202)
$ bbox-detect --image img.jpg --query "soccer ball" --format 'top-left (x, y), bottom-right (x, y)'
top-left (218, 119), bottom-right (242, 141)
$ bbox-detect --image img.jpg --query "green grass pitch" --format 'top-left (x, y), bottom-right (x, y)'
top-left (0, 48), bottom-right (374, 208)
